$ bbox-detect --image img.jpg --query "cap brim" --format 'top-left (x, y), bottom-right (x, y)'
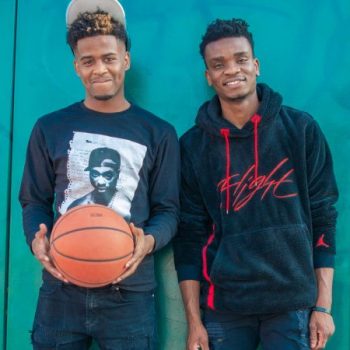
top-left (66, 0), bottom-right (126, 28)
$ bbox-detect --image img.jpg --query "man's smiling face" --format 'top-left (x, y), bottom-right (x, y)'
top-left (204, 36), bottom-right (260, 102)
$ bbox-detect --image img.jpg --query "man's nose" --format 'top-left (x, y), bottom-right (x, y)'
top-left (93, 60), bottom-right (108, 75)
top-left (224, 61), bottom-right (240, 75)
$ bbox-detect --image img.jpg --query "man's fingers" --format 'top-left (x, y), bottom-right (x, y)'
top-left (115, 252), bottom-right (144, 282)
top-left (114, 264), bottom-right (138, 283)
top-left (317, 330), bottom-right (325, 349)
top-left (125, 256), bottom-right (138, 269)
top-left (192, 344), bottom-right (205, 350)
top-left (198, 340), bottom-right (209, 350)
top-left (39, 223), bottom-right (47, 233)
top-left (32, 224), bottom-right (68, 283)
top-left (310, 325), bottom-right (318, 349)
top-left (32, 223), bottom-right (52, 259)
top-left (34, 223), bottom-right (48, 245)
top-left (112, 249), bottom-right (143, 282)
top-left (125, 243), bottom-right (144, 268)
top-left (43, 263), bottom-right (69, 283)
top-left (309, 312), bottom-right (335, 349)
top-left (111, 223), bottom-right (146, 283)
top-left (41, 260), bottom-right (62, 280)
top-left (126, 223), bottom-right (146, 267)
top-left (129, 222), bottom-right (143, 241)
top-left (37, 253), bottom-right (50, 263)
top-left (44, 265), bottom-right (61, 279)
top-left (122, 253), bottom-right (143, 277)
top-left (190, 341), bottom-right (208, 350)
top-left (36, 223), bottom-right (48, 239)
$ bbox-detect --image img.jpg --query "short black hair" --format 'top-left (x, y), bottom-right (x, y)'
top-left (67, 10), bottom-right (129, 52)
top-left (199, 19), bottom-right (254, 59)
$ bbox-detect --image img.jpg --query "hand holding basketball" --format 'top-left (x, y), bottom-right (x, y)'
top-left (50, 205), bottom-right (134, 287)
top-left (114, 223), bottom-right (155, 283)
top-left (32, 224), bottom-right (68, 282)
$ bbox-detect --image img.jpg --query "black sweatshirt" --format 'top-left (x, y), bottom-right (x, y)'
top-left (174, 84), bottom-right (338, 314)
top-left (19, 102), bottom-right (180, 291)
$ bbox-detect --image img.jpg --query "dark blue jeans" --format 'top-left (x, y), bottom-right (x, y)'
top-left (31, 280), bottom-right (157, 350)
top-left (203, 308), bottom-right (311, 350)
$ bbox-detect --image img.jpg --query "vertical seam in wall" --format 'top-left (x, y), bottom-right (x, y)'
top-left (4, 0), bottom-right (18, 349)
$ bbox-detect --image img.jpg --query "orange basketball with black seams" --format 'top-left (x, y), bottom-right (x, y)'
top-left (50, 204), bottom-right (134, 288)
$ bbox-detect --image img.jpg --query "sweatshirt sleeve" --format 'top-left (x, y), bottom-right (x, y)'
top-left (306, 120), bottom-right (338, 268)
top-left (143, 126), bottom-right (180, 251)
top-left (18, 121), bottom-right (55, 250)
top-left (173, 141), bottom-right (211, 282)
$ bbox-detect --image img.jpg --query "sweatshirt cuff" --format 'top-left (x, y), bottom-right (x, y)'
top-left (144, 219), bottom-right (177, 252)
top-left (313, 251), bottom-right (335, 268)
top-left (144, 230), bottom-right (162, 252)
top-left (176, 264), bottom-right (202, 282)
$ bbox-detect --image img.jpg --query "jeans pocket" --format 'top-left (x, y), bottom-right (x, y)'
top-left (34, 281), bottom-right (66, 330)
top-left (205, 322), bottom-right (226, 347)
top-left (39, 280), bottom-right (62, 296)
top-left (296, 308), bottom-right (311, 346)
top-left (118, 289), bottom-right (155, 303)
top-left (99, 335), bottom-right (156, 350)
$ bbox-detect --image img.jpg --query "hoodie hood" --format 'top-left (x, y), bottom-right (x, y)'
top-left (195, 83), bottom-right (283, 138)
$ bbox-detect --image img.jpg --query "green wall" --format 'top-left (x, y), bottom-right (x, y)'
top-left (1, 0), bottom-right (349, 349)
top-left (0, 0), bottom-right (16, 349)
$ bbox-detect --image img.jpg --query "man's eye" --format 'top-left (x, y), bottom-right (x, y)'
top-left (238, 58), bottom-right (248, 64)
top-left (91, 170), bottom-right (99, 178)
top-left (82, 60), bottom-right (93, 66)
top-left (214, 63), bottom-right (224, 69)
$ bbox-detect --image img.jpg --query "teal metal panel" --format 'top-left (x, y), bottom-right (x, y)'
top-left (0, 0), bottom-right (16, 348)
top-left (7, 0), bottom-right (350, 349)
top-left (7, 0), bottom-right (81, 348)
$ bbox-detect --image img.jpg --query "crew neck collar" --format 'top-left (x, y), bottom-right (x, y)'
top-left (79, 101), bottom-right (133, 117)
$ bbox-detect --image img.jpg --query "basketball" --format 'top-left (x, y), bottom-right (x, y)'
top-left (49, 204), bottom-right (134, 288)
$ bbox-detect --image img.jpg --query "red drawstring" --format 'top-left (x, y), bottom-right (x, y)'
top-left (202, 224), bottom-right (216, 309)
top-left (251, 114), bottom-right (262, 183)
top-left (220, 115), bottom-right (261, 212)
top-left (220, 128), bottom-right (231, 214)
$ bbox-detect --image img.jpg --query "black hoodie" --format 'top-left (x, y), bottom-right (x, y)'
top-left (173, 83), bottom-right (338, 314)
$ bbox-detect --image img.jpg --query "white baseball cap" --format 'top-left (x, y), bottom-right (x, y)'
top-left (66, 0), bottom-right (126, 28)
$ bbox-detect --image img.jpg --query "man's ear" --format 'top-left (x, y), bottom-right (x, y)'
top-left (255, 58), bottom-right (260, 77)
top-left (73, 59), bottom-right (80, 77)
top-left (205, 70), bottom-right (212, 86)
top-left (124, 51), bottom-right (131, 71)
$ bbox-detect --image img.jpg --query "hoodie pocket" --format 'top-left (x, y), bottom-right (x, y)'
top-left (210, 224), bottom-right (314, 292)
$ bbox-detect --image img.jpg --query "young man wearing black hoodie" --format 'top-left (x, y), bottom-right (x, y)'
top-left (19, 0), bottom-right (179, 348)
top-left (174, 19), bottom-right (338, 350)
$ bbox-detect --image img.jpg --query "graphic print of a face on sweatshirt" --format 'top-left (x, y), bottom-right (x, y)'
top-left (59, 132), bottom-right (147, 219)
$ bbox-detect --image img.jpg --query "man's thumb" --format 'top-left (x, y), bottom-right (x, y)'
top-left (37, 223), bottom-right (48, 238)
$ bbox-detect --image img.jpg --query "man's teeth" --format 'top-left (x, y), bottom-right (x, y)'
top-left (225, 80), bottom-right (243, 86)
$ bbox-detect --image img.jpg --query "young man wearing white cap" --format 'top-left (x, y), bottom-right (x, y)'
top-left (19, 1), bottom-right (180, 349)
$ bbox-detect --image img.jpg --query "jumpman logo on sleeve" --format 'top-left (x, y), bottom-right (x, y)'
top-left (316, 234), bottom-right (330, 248)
